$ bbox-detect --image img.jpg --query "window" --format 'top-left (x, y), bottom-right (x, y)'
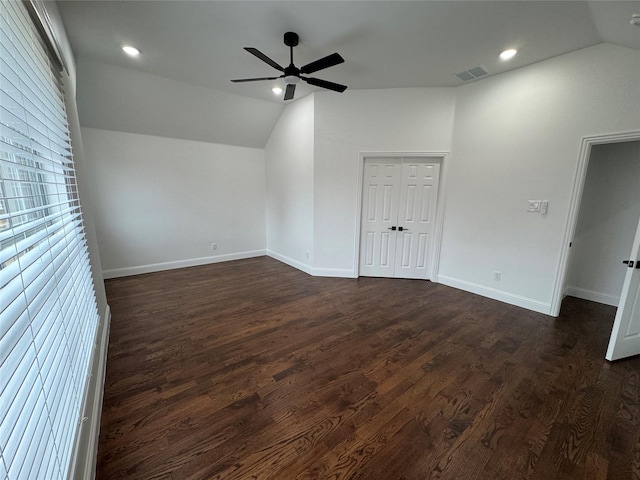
top-left (0, 1), bottom-right (99, 478)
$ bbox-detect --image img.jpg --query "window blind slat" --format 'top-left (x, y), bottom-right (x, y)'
top-left (3, 358), bottom-right (42, 475)
top-left (0, 243), bottom-right (19, 284)
top-left (2, 359), bottom-right (40, 478)
top-left (0, 333), bottom-right (36, 423)
top-left (28, 277), bottom-right (58, 341)
top-left (0, 199), bottom-right (72, 229)
top-left (0, 2), bottom-right (99, 479)
top-left (0, 276), bottom-right (26, 332)
top-left (0, 307), bottom-right (29, 394)
top-left (0, 121), bottom-right (71, 164)
top-left (0, 144), bottom-right (72, 176)
top-left (23, 409), bottom-right (51, 479)
top-left (1, 7), bottom-right (66, 115)
top-left (1, 208), bottom-right (80, 249)
top-left (13, 390), bottom-right (48, 480)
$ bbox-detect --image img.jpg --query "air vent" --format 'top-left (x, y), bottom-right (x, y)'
top-left (453, 65), bottom-right (489, 82)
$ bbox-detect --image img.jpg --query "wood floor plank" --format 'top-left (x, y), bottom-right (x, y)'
top-left (96, 257), bottom-right (640, 479)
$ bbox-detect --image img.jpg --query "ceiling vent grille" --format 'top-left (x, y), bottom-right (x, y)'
top-left (453, 65), bottom-right (489, 82)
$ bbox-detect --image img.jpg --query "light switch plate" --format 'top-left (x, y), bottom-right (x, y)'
top-left (528, 200), bottom-right (541, 212)
top-left (540, 200), bottom-right (548, 215)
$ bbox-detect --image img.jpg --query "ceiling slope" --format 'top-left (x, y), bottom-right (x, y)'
top-left (57, 0), bottom-right (639, 103)
top-left (76, 59), bottom-right (283, 148)
top-left (57, 1), bottom-right (639, 147)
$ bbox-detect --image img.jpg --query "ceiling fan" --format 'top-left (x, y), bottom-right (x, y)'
top-left (231, 32), bottom-right (347, 101)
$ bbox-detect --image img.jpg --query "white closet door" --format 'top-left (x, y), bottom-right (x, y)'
top-left (359, 160), bottom-right (402, 277)
top-left (394, 162), bottom-right (441, 279)
top-left (359, 158), bottom-right (440, 279)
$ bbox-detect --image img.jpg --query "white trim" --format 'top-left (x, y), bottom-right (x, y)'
top-left (438, 275), bottom-right (552, 315)
top-left (311, 267), bottom-right (356, 278)
top-left (564, 286), bottom-right (619, 307)
top-left (102, 250), bottom-right (266, 279)
top-left (358, 151), bottom-right (450, 159)
top-left (550, 131), bottom-right (640, 316)
top-left (69, 304), bottom-right (111, 480)
top-left (431, 155), bottom-right (449, 282)
top-left (266, 250), bottom-right (355, 278)
top-left (267, 250), bottom-right (314, 275)
top-left (354, 151), bottom-right (449, 281)
top-left (353, 155), bottom-right (365, 273)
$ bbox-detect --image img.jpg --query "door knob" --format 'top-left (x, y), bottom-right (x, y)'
top-left (623, 260), bottom-right (636, 268)
top-left (398, 226), bottom-right (410, 232)
top-left (387, 226), bottom-right (397, 231)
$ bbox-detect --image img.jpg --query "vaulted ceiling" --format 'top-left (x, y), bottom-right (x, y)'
top-left (57, 1), bottom-right (640, 147)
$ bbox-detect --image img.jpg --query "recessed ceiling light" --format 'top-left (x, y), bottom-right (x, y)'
top-left (272, 86), bottom-right (283, 95)
top-left (500, 49), bottom-right (517, 61)
top-left (122, 45), bottom-right (140, 57)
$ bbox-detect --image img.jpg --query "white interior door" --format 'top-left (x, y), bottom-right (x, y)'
top-left (395, 162), bottom-right (441, 279)
top-left (359, 158), bottom-right (440, 279)
top-left (359, 159), bottom-right (401, 277)
top-left (606, 217), bottom-right (640, 361)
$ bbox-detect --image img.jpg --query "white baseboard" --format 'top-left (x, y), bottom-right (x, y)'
top-left (437, 275), bottom-right (553, 315)
top-left (102, 250), bottom-right (266, 279)
top-left (565, 286), bottom-right (619, 307)
top-left (311, 267), bottom-right (357, 278)
top-left (70, 303), bottom-right (111, 480)
top-left (266, 250), bottom-right (356, 278)
top-left (266, 250), bottom-right (314, 275)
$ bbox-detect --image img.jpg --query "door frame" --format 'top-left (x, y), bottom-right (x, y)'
top-left (354, 152), bottom-right (449, 280)
top-left (550, 130), bottom-right (640, 316)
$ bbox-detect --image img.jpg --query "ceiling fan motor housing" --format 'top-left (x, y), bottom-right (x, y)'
top-left (284, 32), bottom-right (299, 47)
top-left (284, 65), bottom-right (301, 84)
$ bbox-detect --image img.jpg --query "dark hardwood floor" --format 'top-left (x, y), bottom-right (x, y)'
top-left (96, 256), bottom-right (640, 480)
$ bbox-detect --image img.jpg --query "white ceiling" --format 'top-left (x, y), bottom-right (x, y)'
top-left (58, 1), bottom-right (640, 104)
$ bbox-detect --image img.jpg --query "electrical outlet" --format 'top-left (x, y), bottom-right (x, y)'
top-left (210, 243), bottom-right (217, 250)
top-left (493, 271), bottom-right (501, 281)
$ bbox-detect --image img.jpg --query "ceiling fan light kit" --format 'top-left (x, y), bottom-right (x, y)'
top-left (231, 31), bottom-right (347, 101)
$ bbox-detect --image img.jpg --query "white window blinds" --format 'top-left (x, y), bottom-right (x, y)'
top-left (0, 1), bottom-right (99, 479)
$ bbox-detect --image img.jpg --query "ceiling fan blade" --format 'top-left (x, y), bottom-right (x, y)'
top-left (231, 76), bottom-right (281, 83)
top-left (244, 47), bottom-right (285, 72)
top-left (303, 76), bottom-right (348, 93)
top-left (284, 84), bottom-right (296, 101)
top-left (300, 53), bottom-right (344, 74)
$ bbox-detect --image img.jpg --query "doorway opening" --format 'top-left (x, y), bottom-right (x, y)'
top-left (554, 132), bottom-right (640, 360)
top-left (564, 140), bottom-right (640, 306)
top-left (553, 131), bottom-right (640, 314)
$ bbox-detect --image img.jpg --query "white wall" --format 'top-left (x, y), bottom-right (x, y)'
top-left (440, 43), bottom-right (640, 313)
top-left (81, 128), bottom-right (266, 277)
top-left (264, 94), bottom-right (315, 271)
top-left (313, 88), bottom-right (456, 274)
top-left (567, 141), bottom-right (640, 306)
